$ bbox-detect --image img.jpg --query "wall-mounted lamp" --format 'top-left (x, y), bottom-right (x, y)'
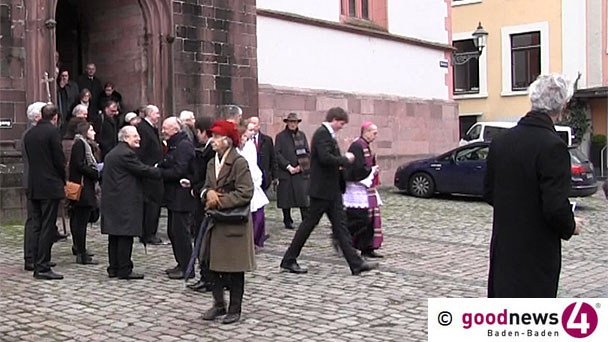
top-left (453, 22), bottom-right (488, 65)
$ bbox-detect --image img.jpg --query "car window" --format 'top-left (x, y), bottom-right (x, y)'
top-left (483, 126), bottom-right (507, 141)
top-left (569, 148), bottom-right (587, 164)
top-left (455, 146), bottom-right (489, 162)
top-left (466, 125), bottom-right (481, 140)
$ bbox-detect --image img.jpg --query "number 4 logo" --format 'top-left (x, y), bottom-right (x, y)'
top-left (562, 302), bottom-right (598, 338)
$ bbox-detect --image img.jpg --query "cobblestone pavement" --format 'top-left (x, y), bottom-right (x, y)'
top-left (1, 189), bottom-right (607, 341)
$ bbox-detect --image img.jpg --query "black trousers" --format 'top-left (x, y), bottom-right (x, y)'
top-left (70, 206), bottom-right (92, 255)
top-left (142, 200), bottom-right (161, 241)
top-left (282, 207), bottom-right (308, 227)
top-left (208, 271), bottom-right (245, 314)
top-left (23, 199), bottom-right (36, 264)
top-left (167, 210), bottom-right (193, 271)
top-left (346, 208), bottom-right (374, 252)
top-left (30, 199), bottom-right (60, 273)
top-left (107, 235), bottom-right (134, 277)
top-left (282, 197), bottom-right (364, 272)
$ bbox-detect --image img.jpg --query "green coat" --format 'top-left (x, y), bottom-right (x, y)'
top-left (201, 148), bottom-right (256, 272)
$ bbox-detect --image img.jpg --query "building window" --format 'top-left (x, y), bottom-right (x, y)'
top-left (510, 32), bottom-right (540, 91)
top-left (453, 39), bottom-right (480, 95)
top-left (340, 0), bottom-right (387, 28)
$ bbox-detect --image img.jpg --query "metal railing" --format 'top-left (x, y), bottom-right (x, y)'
top-left (601, 145), bottom-right (607, 178)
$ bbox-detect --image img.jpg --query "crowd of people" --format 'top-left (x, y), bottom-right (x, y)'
top-left (22, 77), bottom-right (386, 323)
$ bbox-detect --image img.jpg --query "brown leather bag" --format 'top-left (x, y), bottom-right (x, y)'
top-left (64, 176), bottom-right (84, 201)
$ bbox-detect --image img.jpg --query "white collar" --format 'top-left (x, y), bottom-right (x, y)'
top-left (322, 122), bottom-right (335, 138)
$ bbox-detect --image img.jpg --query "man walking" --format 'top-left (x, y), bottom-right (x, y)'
top-left (159, 117), bottom-right (196, 279)
top-left (484, 74), bottom-right (582, 297)
top-left (23, 104), bottom-right (66, 280)
top-left (249, 116), bottom-right (277, 191)
top-left (274, 113), bottom-right (310, 229)
top-left (280, 107), bottom-right (378, 276)
top-left (101, 126), bottom-right (161, 280)
top-left (136, 105), bottom-right (164, 245)
top-left (343, 122), bottom-right (384, 258)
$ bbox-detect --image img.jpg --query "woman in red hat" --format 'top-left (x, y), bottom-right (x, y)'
top-left (199, 120), bottom-right (256, 324)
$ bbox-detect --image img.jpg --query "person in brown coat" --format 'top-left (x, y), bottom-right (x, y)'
top-left (200, 120), bottom-right (255, 324)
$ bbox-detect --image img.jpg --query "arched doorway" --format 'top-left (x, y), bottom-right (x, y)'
top-left (55, 0), bottom-right (147, 112)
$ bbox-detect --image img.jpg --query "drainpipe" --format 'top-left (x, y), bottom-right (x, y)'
top-left (45, 0), bottom-right (57, 104)
top-left (167, 33), bottom-right (175, 116)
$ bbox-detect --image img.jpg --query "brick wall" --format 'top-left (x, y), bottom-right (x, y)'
top-left (173, 0), bottom-right (259, 116)
top-left (0, 0), bottom-right (26, 143)
top-left (258, 84), bottom-right (460, 187)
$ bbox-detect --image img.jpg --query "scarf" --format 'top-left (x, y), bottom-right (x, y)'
top-left (215, 147), bottom-right (231, 179)
top-left (74, 134), bottom-right (97, 167)
top-left (292, 129), bottom-right (310, 173)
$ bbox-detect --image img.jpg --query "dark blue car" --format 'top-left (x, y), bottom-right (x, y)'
top-left (393, 143), bottom-right (598, 198)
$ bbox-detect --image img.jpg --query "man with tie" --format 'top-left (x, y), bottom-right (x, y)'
top-left (248, 116), bottom-right (277, 191)
top-left (280, 107), bottom-right (378, 276)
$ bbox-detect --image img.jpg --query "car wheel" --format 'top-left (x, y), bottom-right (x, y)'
top-left (408, 173), bottom-right (435, 198)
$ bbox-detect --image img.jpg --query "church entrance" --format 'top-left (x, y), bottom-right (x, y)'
top-left (55, 0), bottom-right (148, 112)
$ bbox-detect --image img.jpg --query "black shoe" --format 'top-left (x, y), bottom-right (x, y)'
top-left (147, 236), bottom-right (163, 245)
top-left (351, 261), bottom-right (379, 276)
top-left (280, 260), bottom-right (308, 274)
top-left (49, 261), bottom-right (56, 267)
top-left (362, 250), bottom-right (384, 259)
top-left (72, 247), bottom-right (94, 257)
top-left (167, 270), bottom-right (194, 280)
top-left (24, 263), bottom-right (34, 271)
top-left (76, 254), bottom-right (98, 265)
top-left (222, 313), bottom-right (241, 324)
top-left (54, 233), bottom-right (68, 242)
top-left (284, 224), bottom-right (295, 230)
top-left (108, 271), bottom-right (117, 278)
top-left (118, 272), bottom-right (144, 280)
top-left (187, 279), bottom-right (211, 292)
top-left (34, 270), bottom-right (64, 280)
top-left (202, 306), bottom-right (227, 321)
top-left (165, 265), bottom-right (180, 274)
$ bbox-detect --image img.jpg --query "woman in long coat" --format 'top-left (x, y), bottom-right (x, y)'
top-left (68, 121), bottom-right (100, 264)
top-left (200, 120), bottom-right (255, 324)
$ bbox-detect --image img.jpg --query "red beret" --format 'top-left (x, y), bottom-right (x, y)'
top-left (210, 120), bottom-right (240, 147)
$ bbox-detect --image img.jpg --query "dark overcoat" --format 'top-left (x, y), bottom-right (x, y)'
top-left (23, 120), bottom-right (66, 200)
top-left (192, 142), bottom-right (215, 195)
top-left (136, 119), bottom-right (164, 202)
top-left (274, 128), bottom-right (309, 208)
top-left (309, 125), bottom-right (349, 200)
top-left (93, 114), bottom-right (118, 161)
top-left (256, 132), bottom-right (277, 190)
top-left (159, 131), bottom-right (196, 212)
top-left (483, 111), bottom-right (576, 298)
top-left (57, 80), bottom-right (80, 126)
top-left (101, 142), bottom-right (161, 236)
top-left (68, 139), bottom-right (99, 207)
top-left (200, 148), bottom-right (256, 272)
top-left (344, 138), bottom-right (373, 182)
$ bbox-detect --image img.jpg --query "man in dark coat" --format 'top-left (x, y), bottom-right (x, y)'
top-left (93, 100), bottom-right (119, 160)
top-left (186, 115), bottom-right (216, 291)
top-left (280, 107), bottom-right (378, 276)
top-left (274, 112), bottom-right (310, 229)
top-left (159, 117), bottom-right (196, 280)
top-left (77, 63), bottom-right (103, 116)
top-left (23, 104), bottom-right (66, 280)
top-left (483, 74), bottom-right (581, 298)
top-left (249, 116), bottom-right (277, 191)
top-left (135, 105), bottom-right (164, 245)
top-left (101, 126), bottom-right (161, 280)
top-left (57, 68), bottom-right (80, 134)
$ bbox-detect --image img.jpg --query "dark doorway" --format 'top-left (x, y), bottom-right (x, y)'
top-left (55, 0), bottom-right (147, 112)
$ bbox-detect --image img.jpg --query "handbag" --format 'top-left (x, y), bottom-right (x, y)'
top-left (64, 176), bottom-right (84, 201)
top-left (207, 205), bottom-right (249, 223)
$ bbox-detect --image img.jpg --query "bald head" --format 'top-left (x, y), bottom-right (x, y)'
top-left (161, 116), bottom-right (181, 140)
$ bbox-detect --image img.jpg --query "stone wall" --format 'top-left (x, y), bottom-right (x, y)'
top-left (258, 84), bottom-right (460, 187)
top-left (173, 0), bottom-right (259, 116)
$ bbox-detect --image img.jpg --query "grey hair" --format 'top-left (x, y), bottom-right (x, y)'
top-left (179, 110), bottom-right (194, 121)
top-left (118, 126), bottom-right (136, 142)
top-left (26, 102), bottom-right (46, 123)
top-left (218, 105), bottom-right (242, 121)
top-left (528, 74), bottom-right (573, 116)
top-left (144, 104), bottom-right (159, 118)
top-left (72, 104), bottom-right (88, 117)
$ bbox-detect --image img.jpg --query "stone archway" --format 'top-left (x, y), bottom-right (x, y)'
top-left (24, 0), bottom-right (174, 114)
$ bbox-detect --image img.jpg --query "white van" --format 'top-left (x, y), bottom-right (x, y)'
top-left (460, 121), bottom-right (573, 146)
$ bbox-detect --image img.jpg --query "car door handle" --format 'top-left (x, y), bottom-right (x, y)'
top-left (475, 165), bottom-right (483, 169)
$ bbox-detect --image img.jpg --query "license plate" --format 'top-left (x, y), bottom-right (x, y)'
top-left (584, 173), bottom-right (592, 179)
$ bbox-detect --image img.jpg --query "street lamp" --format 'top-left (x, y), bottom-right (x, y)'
top-left (453, 22), bottom-right (488, 65)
